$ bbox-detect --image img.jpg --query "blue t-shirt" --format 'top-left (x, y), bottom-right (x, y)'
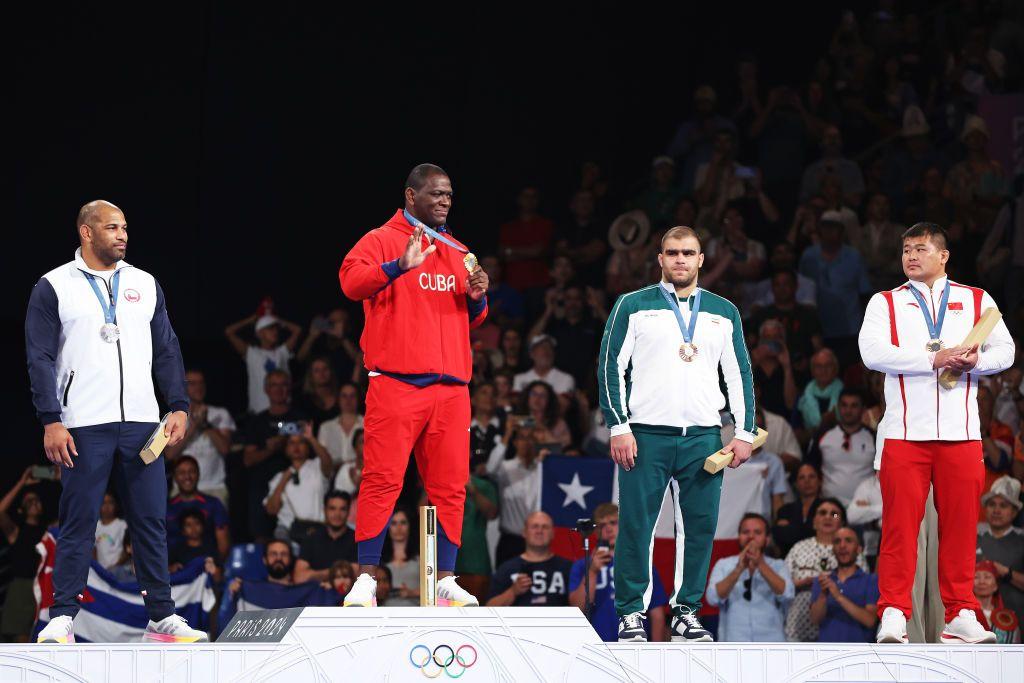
top-left (166, 492), bottom-right (229, 550)
top-left (569, 556), bottom-right (668, 642)
top-left (811, 567), bottom-right (879, 643)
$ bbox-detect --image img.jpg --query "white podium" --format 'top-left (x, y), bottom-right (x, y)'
top-left (2, 607), bottom-right (1021, 682)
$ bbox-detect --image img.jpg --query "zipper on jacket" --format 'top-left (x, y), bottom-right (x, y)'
top-left (100, 276), bottom-right (126, 422)
top-left (62, 370), bottom-right (75, 407)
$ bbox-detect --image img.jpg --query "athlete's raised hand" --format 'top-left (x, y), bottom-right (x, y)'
top-left (398, 226), bottom-right (436, 270)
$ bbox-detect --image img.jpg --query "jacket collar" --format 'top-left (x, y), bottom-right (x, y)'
top-left (907, 274), bottom-right (948, 297)
top-left (659, 280), bottom-right (701, 303)
top-left (386, 210), bottom-right (467, 248)
top-left (74, 247), bottom-right (132, 277)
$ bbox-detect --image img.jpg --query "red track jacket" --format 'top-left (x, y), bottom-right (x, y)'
top-left (339, 210), bottom-right (487, 383)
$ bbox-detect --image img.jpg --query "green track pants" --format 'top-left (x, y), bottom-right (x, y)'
top-left (614, 425), bottom-right (723, 617)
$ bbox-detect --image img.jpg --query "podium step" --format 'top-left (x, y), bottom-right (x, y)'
top-left (3, 607), bottom-right (1020, 682)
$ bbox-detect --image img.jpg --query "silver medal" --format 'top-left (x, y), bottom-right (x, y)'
top-left (100, 322), bottom-right (120, 343)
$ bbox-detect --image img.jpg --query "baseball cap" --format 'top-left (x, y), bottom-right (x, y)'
top-left (255, 315), bottom-right (279, 332)
top-left (529, 334), bottom-right (557, 350)
top-left (981, 475), bottom-right (1022, 511)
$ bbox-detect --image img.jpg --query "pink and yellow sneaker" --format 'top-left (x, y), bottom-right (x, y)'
top-left (436, 576), bottom-right (479, 607)
top-left (143, 614), bottom-right (209, 643)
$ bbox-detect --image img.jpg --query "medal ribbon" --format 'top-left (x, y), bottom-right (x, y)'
top-left (84, 270), bottom-right (122, 325)
top-left (906, 279), bottom-right (949, 343)
top-left (403, 209), bottom-right (468, 254)
top-left (659, 285), bottom-right (701, 345)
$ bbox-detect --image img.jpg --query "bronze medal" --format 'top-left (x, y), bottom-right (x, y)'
top-left (679, 342), bottom-right (698, 362)
top-left (925, 339), bottom-right (943, 353)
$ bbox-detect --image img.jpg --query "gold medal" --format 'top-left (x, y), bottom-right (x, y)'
top-left (925, 339), bottom-right (943, 353)
top-left (679, 342), bottom-right (698, 362)
top-left (463, 252), bottom-right (478, 272)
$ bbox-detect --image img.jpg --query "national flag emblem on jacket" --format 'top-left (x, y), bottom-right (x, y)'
top-left (33, 530), bottom-right (215, 643)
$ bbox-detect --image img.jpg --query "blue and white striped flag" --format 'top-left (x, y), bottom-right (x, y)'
top-left (34, 547), bottom-right (215, 643)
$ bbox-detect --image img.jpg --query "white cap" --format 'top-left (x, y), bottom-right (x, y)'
top-left (820, 210), bottom-right (845, 225)
top-left (529, 334), bottom-right (557, 350)
top-left (255, 315), bottom-right (279, 332)
top-left (982, 475), bottom-right (1022, 511)
top-left (901, 105), bottom-right (930, 137)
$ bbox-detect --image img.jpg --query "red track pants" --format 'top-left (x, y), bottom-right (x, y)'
top-left (356, 374), bottom-right (470, 545)
top-left (877, 439), bottom-right (983, 622)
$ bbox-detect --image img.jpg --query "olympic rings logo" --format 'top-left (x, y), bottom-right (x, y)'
top-left (408, 643), bottom-right (478, 678)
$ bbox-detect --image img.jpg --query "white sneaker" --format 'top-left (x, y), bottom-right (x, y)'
top-left (37, 616), bottom-right (75, 644)
top-left (941, 608), bottom-right (997, 644)
top-left (876, 607), bottom-right (909, 644)
top-left (344, 573), bottom-right (377, 607)
top-left (436, 576), bottom-right (479, 607)
top-left (143, 614), bottom-right (209, 643)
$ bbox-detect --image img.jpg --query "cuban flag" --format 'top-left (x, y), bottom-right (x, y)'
top-left (33, 531), bottom-right (215, 642)
top-left (218, 580), bottom-right (340, 631)
top-left (538, 455), bottom-right (616, 559)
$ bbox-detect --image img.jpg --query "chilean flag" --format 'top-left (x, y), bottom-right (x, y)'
top-left (539, 455), bottom-right (616, 559)
top-left (540, 441), bottom-right (765, 617)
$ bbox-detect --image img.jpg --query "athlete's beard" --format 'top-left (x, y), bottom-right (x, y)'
top-left (662, 269), bottom-right (697, 290)
top-left (94, 242), bottom-right (125, 267)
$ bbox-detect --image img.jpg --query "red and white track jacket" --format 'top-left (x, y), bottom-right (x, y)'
top-left (858, 276), bottom-right (1014, 456)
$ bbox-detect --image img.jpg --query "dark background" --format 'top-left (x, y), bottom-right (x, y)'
top-left (10, 2), bottom-right (862, 488)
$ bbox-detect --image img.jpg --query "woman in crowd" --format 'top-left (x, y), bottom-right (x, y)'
top-left (333, 428), bottom-right (364, 498)
top-left (380, 507), bottom-right (420, 606)
top-left (784, 497), bottom-right (866, 642)
top-left (516, 380), bottom-right (571, 450)
top-left (975, 560), bottom-right (1021, 644)
top-left (264, 432), bottom-right (332, 542)
top-left (493, 370), bottom-right (517, 415)
top-left (773, 463), bottom-right (825, 557)
top-left (296, 357), bottom-right (340, 431)
top-left (317, 382), bottom-right (364, 472)
top-left (498, 328), bottom-right (528, 374)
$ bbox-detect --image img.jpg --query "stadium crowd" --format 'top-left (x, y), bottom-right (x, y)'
top-left (3, 1), bottom-right (1022, 643)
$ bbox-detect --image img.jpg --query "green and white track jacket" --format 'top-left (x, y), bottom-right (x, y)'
top-left (597, 281), bottom-right (756, 442)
